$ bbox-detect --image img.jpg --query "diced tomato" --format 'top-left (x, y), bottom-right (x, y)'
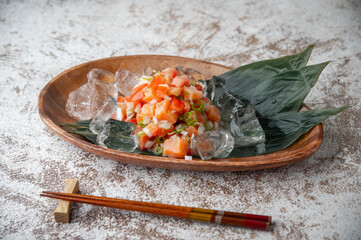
top-left (149, 75), bottom-right (166, 90)
top-left (155, 125), bottom-right (175, 137)
top-left (168, 87), bottom-right (182, 96)
top-left (172, 75), bottom-right (190, 87)
top-left (170, 97), bottom-right (184, 113)
top-left (183, 86), bottom-right (203, 100)
top-left (206, 105), bottom-right (221, 122)
top-left (125, 118), bottom-right (137, 124)
top-left (139, 134), bottom-right (150, 150)
top-left (195, 84), bottom-right (203, 91)
top-left (117, 96), bottom-right (125, 103)
top-left (163, 137), bottom-right (190, 159)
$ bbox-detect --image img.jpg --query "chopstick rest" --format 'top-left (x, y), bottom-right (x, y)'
top-left (53, 179), bottom-right (79, 223)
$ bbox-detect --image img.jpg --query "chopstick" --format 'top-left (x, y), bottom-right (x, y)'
top-left (41, 191), bottom-right (271, 230)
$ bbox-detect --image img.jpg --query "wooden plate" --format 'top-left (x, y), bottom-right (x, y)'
top-left (38, 55), bottom-right (323, 171)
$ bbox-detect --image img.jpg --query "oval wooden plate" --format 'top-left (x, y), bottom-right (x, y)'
top-left (38, 55), bottom-right (323, 171)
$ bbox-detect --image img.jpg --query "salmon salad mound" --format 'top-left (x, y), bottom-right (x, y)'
top-left (115, 67), bottom-right (221, 159)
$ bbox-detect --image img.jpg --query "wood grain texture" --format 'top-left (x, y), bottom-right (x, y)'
top-left (53, 179), bottom-right (79, 223)
top-left (38, 55), bottom-right (323, 172)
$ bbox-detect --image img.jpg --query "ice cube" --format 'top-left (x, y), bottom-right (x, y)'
top-left (217, 91), bottom-right (266, 147)
top-left (143, 66), bottom-right (157, 76)
top-left (202, 75), bottom-right (266, 148)
top-left (88, 69), bottom-right (118, 115)
top-left (97, 119), bottom-right (137, 152)
top-left (115, 68), bottom-right (141, 96)
top-left (190, 130), bottom-right (235, 160)
top-left (89, 98), bottom-right (117, 134)
top-left (65, 83), bottom-right (92, 120)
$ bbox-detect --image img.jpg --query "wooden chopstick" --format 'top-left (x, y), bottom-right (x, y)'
top-left (41, 191), bottom-right (271, 230)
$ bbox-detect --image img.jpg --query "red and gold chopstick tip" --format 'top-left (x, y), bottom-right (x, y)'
top-left (41, 191), bottom-right (272, 231)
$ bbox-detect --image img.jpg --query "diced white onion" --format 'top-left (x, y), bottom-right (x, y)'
top-left (116, 107), bottom-right (124, 121)
top-left (175, 124), bottom-right (183, 131)
top-left (206, 121), bottom-right (213, 129)
top-left (180, 130), bottom-right (188, 136)
top-left (158, 84), bottom-right (169, 88)
top-left (126, 102), bottom-right (134, 109)
top-left (134, 104), bottom-right (141, 113)
top-left (190, 100), bottom-right (194, 105)
top-left (170, 134), bottom-right (177, 140)
top-left (191, 133), bottom-right (195, 139)
top-left (126, 113), bottom-right (134, 121)
top-left (158, 120), bottom-right (172, 130)
top-left (143, 116), bottom-right (151, 124)
top-left (152, 116), bottom-right (158, 124)
top-left (198, 124), bottom-right (205, 134)
top-left (144, 140), bottom-right (154, 149)
top-left (160, 143), bottom-right (164, 148)
top-left (164, 95), bottom-right (172, 101)
top-left (214, 122), bottom-right (219, 130)
top-left (185, 155), bottom-right (192, 160)
top-left (143, 127), bottom-right (153, 138)
top-left (150, 99), bottom-right (157, 105)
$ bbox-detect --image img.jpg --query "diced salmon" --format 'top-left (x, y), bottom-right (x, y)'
top-left (172, 75), bottom-right (190, 87)
top-left (143, 87), bottom-right (160, 102)
top-left (161, 67), bottom-right (177, 83)
top-left (155, 85), bottom-right (170, 98)
top-left (206, 105), bottom-right (220, 122)
top-left (141, 103), bottom-right (156, 117)
top-left (168, 87), bottom-right (182, 96)
top-left (164, 111), bottom-right (179, 124)
top-left (146, 122), bottom-right (159, 136)
top-left (196, 112), bottom-right (207, 124)
top-left (185, 126), bottom-right (198, 136)
top-left (183, 86), bottom-right (203, 100)
top-left (155, 100), bottom-right (171, 120)
top-left (136, 113), bottom-right (144, 123)
top-left (133, 83), bottom-right (148, 93)
top-left (163, 137), bottom-right (190, 158)
top-left (129, 89), bottom-right (144, 102)
top-left (138, 134), bottom-right (150, 150)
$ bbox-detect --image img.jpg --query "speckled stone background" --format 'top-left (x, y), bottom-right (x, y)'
top-left (1, 0), bottom-right (360, 239)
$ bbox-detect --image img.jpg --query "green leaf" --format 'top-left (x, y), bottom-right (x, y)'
top-left (259, 106), bottom-right (348, 153)
top-left (220, 45), bottom-right (314, 103)
top-left (252, 62), bottom-right (329, 117)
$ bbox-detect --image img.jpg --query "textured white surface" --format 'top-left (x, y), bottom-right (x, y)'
top-left (1, 0), bottom-right (361, 239)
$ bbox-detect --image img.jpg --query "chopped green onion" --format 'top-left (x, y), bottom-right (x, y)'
top-left (138, 120), bottom-right (146, 128)
top-left (185, 91), bottom-right (189, 95)
top-left (204, 121), bottom-right (212, 131)
top-left (154, 147), bottom-right (163, 155)
top-left (137, 131), bottom-right (146, 138)
top-left (183, 112), bottom-right (191, 121)
top-left (191, 100), bottom-right (204, 113)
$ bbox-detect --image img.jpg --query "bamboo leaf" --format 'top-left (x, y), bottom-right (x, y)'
top-left (220, 45), bottom-right (314, 102)
top-left (252, 62), bottom-right (329, 117)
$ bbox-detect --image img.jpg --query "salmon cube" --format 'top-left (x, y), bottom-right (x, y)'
top-left (141, 103), bottom-right (156, 117)
top-left (206, 105), bottom-right (221, 122)
top-left (172, 75), bottom-right (189, 87)
top-left (163, 137), bottom-right (190, 159)
top-left (168, 87), bottom-right (182, 96)
top-left (183, 86), bottom-right (203, 100)
top-left (155, 100), bottom-right (171, 120)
